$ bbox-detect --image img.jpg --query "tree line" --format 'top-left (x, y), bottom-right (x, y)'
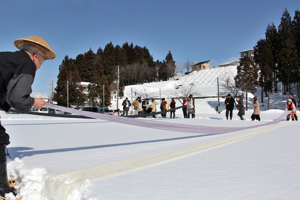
top-left (253, 8), bottom-right (300, 97)
top-left (235, 8), bottom-right (300, 107)
top-left (54, 42), bottom-right (176, 107)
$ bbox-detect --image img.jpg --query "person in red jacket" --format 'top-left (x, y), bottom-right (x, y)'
top-left (286, 99), bottom-right (297, 121)
top-left (182, 98), bottom-right (187, 118)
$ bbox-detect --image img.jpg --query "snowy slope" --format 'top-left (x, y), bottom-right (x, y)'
top-left (123, 65), bottom-right (237, 98)
top-left (110, 66), bottom-right (237, 109)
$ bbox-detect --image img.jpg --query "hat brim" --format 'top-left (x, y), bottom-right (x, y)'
top-left (14, 38), bottom-right (56, 60)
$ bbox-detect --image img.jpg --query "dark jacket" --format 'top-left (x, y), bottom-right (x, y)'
top-left (225, 96), bottom-right (235, 110)
top-left (170, 101), bottom-right (176, 108)
top-left (142, 100), bottom-right (149, 111)
top-left (122, 100), bottom-right (131, 109)
top-left (0, 51), bottom-right (36, 112)
top-left (291, 97), bottom-right (297, 107)
top-left (160, 100), bottom-right (167, 110)
top-left (236, 99), bottom-right (245, 116)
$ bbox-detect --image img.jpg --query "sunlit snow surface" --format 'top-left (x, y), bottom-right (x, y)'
top-left (2, 66), bottom-right (299, 199)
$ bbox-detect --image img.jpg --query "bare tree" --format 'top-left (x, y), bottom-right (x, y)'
top-left (185, 60), bottom-right (196, 72)
top-left (220, 71), bottom-right (240, 98)
top-left (134, 87), bottom-right (155, 100)
top-left (175, 63), bottom-right (185, 74)
top-left (171, 83), bottom-right (200, 103)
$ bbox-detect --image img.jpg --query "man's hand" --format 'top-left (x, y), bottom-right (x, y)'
top-left (33, 98), bottom-right (46, 109)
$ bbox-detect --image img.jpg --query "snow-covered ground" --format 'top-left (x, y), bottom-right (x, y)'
top-left (2, 104), bottom-right (299, 199)
top-left (1, 65), bottom-right (299, 199)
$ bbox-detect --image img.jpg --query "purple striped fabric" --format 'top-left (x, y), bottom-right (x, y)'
top-left (45, 104), bottom-right (291, 135)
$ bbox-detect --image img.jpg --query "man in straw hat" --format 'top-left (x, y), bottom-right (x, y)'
top-left (0, 36), bottom-right (56, 197)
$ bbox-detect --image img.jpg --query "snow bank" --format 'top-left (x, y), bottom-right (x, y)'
top-left (6, 158), bottom-right (91, 200)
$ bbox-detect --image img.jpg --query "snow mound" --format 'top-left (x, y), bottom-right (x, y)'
top-left (7, 158), bottom-right (92, 200)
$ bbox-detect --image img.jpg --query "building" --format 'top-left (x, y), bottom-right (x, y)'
top-left (192, 60), bottom-right (210, 72)
top-left (218, 61), bottom-right (240, 67)
top-left (240, 49), bottom-right (254, 60)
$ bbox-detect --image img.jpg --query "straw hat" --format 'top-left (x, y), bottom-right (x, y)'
top-left (14, 36), bottom-right (56, 60)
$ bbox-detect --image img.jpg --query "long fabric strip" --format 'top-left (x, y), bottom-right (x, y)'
top-left (44, 104), bottom-right (291, 135)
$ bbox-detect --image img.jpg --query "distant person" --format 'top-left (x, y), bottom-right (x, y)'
top-left (160, 98), bottom-right (168, 118)
top-left (235, 95), bottom-right (245, 120)
top-left (132, 97), bottom-right (140, 115)
top-left (225, 94), bottom-right (235, 120)
top-left (138, 98), bottom-right (143, 115)
top-left (182, 98), bottom-right (188, 118)
top-left (251, 96), bottom-right (260, 121)
top-left (150, 98), bottom-right (157, 118)
top-left (0, 36), bottom-right (56, 197)
top-left (170, 98), bottom-right (176, 118)
top-left (142, 98), bottom-right (149, 114)
top-left (122, 97), bottom-right (131, 116)
top-left (286, 99), bottom-right (297, 121)
top-left (289, 93), bottom-right (298, 121)
top-left (187, 95), bottom-right (195, 118)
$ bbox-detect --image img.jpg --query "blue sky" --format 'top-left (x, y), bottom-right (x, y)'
top-left (0, 0), bottom-right (299, 97)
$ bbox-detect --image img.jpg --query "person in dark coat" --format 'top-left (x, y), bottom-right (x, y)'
top-left (182, 98), bottom-right (188, 118)
top-left (142, 98), bottom-right (149, 114)
top-left (225, 94), bottom-right (235, 120)
top-left (122, 97), bottom-right (131, 116)
top-left (235, 95), bottom-right (245, 120)
top-left (170, 98), bottom-right (176, 118)
top-left (0, 36), bottom-right (56, 197)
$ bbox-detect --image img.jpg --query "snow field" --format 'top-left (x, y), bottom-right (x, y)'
top-left (2, 65), bottom-right (299, 199)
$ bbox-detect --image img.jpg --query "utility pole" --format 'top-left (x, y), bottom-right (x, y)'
top-left (52, 80), bottom-right (54, 103)
top-left (187, 58), bottom-right (189, 72)
top-left (117, 65), bottom-right (120, 115)
top-left (67, 80), bottom-right (69, 107)
top-left (131, 87), bottom-right (133, 115)
top-left (159, 88), bottom-right (161, 99)
top-left (103, 85), bottom-right (105, 113)
top-left (216, 77), bottom-right (222, 114)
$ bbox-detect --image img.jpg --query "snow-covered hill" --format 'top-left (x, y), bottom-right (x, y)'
top-left (123, 65), bottom-right (237, 99)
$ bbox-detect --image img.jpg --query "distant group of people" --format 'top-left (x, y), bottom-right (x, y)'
top-left (131, 97), bottom-right (157, 117)
top-left (224, 92), bottom-right (298, 121)
top-left (123, 93), bottom-right (298, 121)
top-left (182, 95), bottom-right (195, 118)
top-left (122, 94), bottom-right (196, 119)
top-left (225, 93), bottom-right (261, 121)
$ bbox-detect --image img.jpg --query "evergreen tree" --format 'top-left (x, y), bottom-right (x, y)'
top-left (158, 62), bottom-right (169, 81)
top-left (54, 56), bottom-right (74, 106)
top-left (165, 51), bottom-right (176, 78)
top-left (102, 42), bottom-right (116, 82)
top-left (278, 8), bottom-right (298, 94)
top-left (254, 39), bottom-right (274, 102)
top-left (292, 9), bottom-right (300, 100)
top-left (87, 71), bottom-right (102, 107)
top-left (69, 70), bottom-right (85, 108)
top-left (265, 23), bottom-right (278, 92)
top-left (235, 57), bottom-right (258, 110)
